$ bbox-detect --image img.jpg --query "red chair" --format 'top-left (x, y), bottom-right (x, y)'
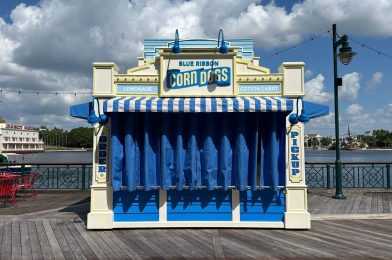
top-left (0, 177), bottom-right (18, 207)
top-left (18, 172), bottom-right (39, 199)
top-left (0, 170), bottom-right (13, 176)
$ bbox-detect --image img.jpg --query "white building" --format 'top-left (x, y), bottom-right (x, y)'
top-left (0, 121), bottom-right (44, 154)
top-left (304, 133), bottom-right (322, 148)
top-left (305, 133), bottom-right (322, 141)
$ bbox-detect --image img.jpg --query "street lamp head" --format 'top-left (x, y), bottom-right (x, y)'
top-left (172, 29), bottom-right (181, 54)
top-left (338, 41), bottom-right (357, 65)
top-left (218, 29), bottom-right (228, 54)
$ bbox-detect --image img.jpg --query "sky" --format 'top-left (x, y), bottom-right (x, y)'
top-left (0, 0), bottom-right (391, 137)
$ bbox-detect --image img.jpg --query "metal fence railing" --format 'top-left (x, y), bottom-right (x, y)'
top-left (305, 162), bottom-right (392, 189)
top-left (1, 162), bottom-right (391, 190)
top-left (0, 163), bottom-right (93, 190)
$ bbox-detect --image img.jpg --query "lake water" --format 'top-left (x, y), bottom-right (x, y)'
top-left (7, 151), bottom-right (93, 164)
top-left (6, 149), bottom-right (392, 164)
top-left (305, 150), bottom-right (392, 163)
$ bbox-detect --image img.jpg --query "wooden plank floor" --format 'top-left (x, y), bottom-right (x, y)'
top-left (1, 190), bottom-right (391, 217)
top-left (308, 191), bottom-right (392, 214)
top-left (0, 191), bottom-right (90, 216)
top-left (1, 191), bottom-right (392, 259)
top-left (1, 218), bottom-right (392, 259)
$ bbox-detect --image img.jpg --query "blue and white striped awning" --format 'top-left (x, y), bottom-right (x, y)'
top-left (103, 97), bottom-right (293, 113)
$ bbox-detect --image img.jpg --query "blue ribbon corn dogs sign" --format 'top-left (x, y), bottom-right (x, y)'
top-left (166, 67), bottom-right (231, 89)
top-left (162, 57), bottom-right (234, 96)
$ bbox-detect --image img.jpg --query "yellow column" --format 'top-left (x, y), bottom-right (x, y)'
top-left (284, 122), bottom-right (311, 229)
top-left (87, 124), bottom-right (114, 229)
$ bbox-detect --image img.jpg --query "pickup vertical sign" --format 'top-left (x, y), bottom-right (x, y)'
top-left (289, 125), bottom-right (302, 183)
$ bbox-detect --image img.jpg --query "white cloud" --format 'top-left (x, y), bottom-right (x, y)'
top-left (306, 107), bottom-right (379, 136)
top-left (341, 103), bottom-right (376, 134)
top-left (3, 0), bottom-right (392, 74)
top-left (0, 0), bottom-right (391, 130)
top-left (365, 72), bottom-right (383, 92)
top-left (306, 113), bottom-right (336, 136)
top-left (304, 74), bottom-right (332, 103)
top-left (345, 104), bottom-right (363, 115)
top-left (373, 104), bottom-right (392, 127)
top-left (225, 0), bottom-right (392, 49)
top-left (307, 103), bottom-right (392, 136)
top-left (304, 69), bottom-right (313, 79)
top-left (384, 104), bottom-right (392, 114)
top-left (343, 113), bottom-right (376, 135)
top-left (340, 72), bottom-right (361, 100)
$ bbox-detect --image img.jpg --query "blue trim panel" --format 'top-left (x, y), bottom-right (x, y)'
top-left (238, 84), bottom-right (281, 94)
top-left (240, 189), bottom-right (285, 222)
top-left (144, 39), bottom-right (254, 61)
top-left (113, 190), bottom-right (159, 222)
top-left (114, 213), bottom-right (159, 222)
top-left (167, 190), bottom-right (232, 221)
top-left (117, 84), bottom-right (158, 95)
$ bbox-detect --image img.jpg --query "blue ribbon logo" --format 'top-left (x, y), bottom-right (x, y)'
top-left (167, 67), bottom-right (231, 89)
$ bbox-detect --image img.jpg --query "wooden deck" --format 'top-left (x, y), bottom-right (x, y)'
top-left (1, 190), bottom-right (392, 259)
top-left (1, 218), bottom-right (392, 259)
top-left (308, 190), bottom-right (392, 215)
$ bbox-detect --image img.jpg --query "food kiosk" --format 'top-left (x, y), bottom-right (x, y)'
top-left (70, 32), bottom-right (328, 229)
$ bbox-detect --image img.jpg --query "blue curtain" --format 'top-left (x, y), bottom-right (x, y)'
top-left (111, 113), bottom-right (160, 192)
top-left (111, 112), bottom-right (287, 192)
top-left (260, 113), bottom-right (287, 190)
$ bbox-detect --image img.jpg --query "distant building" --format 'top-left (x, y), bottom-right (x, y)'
top-left (304, 133), bottom-right (322, 148)
top-left (0, 122), bottom-right (44, 154)
top-left (305, 133), bottom-right (322, 140)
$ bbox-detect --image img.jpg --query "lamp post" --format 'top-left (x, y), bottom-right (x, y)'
top-left (332, 24), bottom-right (357, 199)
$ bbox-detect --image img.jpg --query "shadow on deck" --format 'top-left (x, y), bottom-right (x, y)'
top-left (0, 190), bottom-right (392, 259)
top-left (2, 189), bottom-right (392, 219)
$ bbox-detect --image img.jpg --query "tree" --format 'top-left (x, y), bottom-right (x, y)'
top-left (308, 138), bottom-right (320, 149)
top-left (357, 134), bottom-right (376, 148)
top-left (39, 126), bottom-right (93, 149)
top-left (320, 137), bottom-right (332, 148)
top-left (67, 127), bottom-right (93, 148)
top-left (373, 129), bottom-right (391, 148)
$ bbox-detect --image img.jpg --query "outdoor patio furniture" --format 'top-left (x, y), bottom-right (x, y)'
top-left (0, 170), bottom-right (14, 175)
top-left (18, 172), bottom-right (38, 199)
top-left (0, 177), bottom-right (19, 207)
top-left (0, 173), bottom-right (20, 180)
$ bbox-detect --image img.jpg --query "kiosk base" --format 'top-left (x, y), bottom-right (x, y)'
top-left (88, 185), bottom-right (114, 230)
top-left (284, 212), bottom-right (311, 229)
top-left (284, 187), bottom-right (311, 229)
top-left (87, 211), bottom-right (114, 230)
top-left (113, 221), bottom-right (285, 229)
top-left (85, 188), bottom-right (310, 230)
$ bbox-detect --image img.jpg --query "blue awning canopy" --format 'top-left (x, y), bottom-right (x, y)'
top-left (303, 100), bottom-right (329, 119)
top-left (103, 97), bottom-right (293, 113)
top-left (70, 102), bottom-right (91, 119)
top-left (69, 98), bottom-right (329, 118)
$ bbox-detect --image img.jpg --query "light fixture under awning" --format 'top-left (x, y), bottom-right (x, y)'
top-left (103, 97), bottom-right (293, 113)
